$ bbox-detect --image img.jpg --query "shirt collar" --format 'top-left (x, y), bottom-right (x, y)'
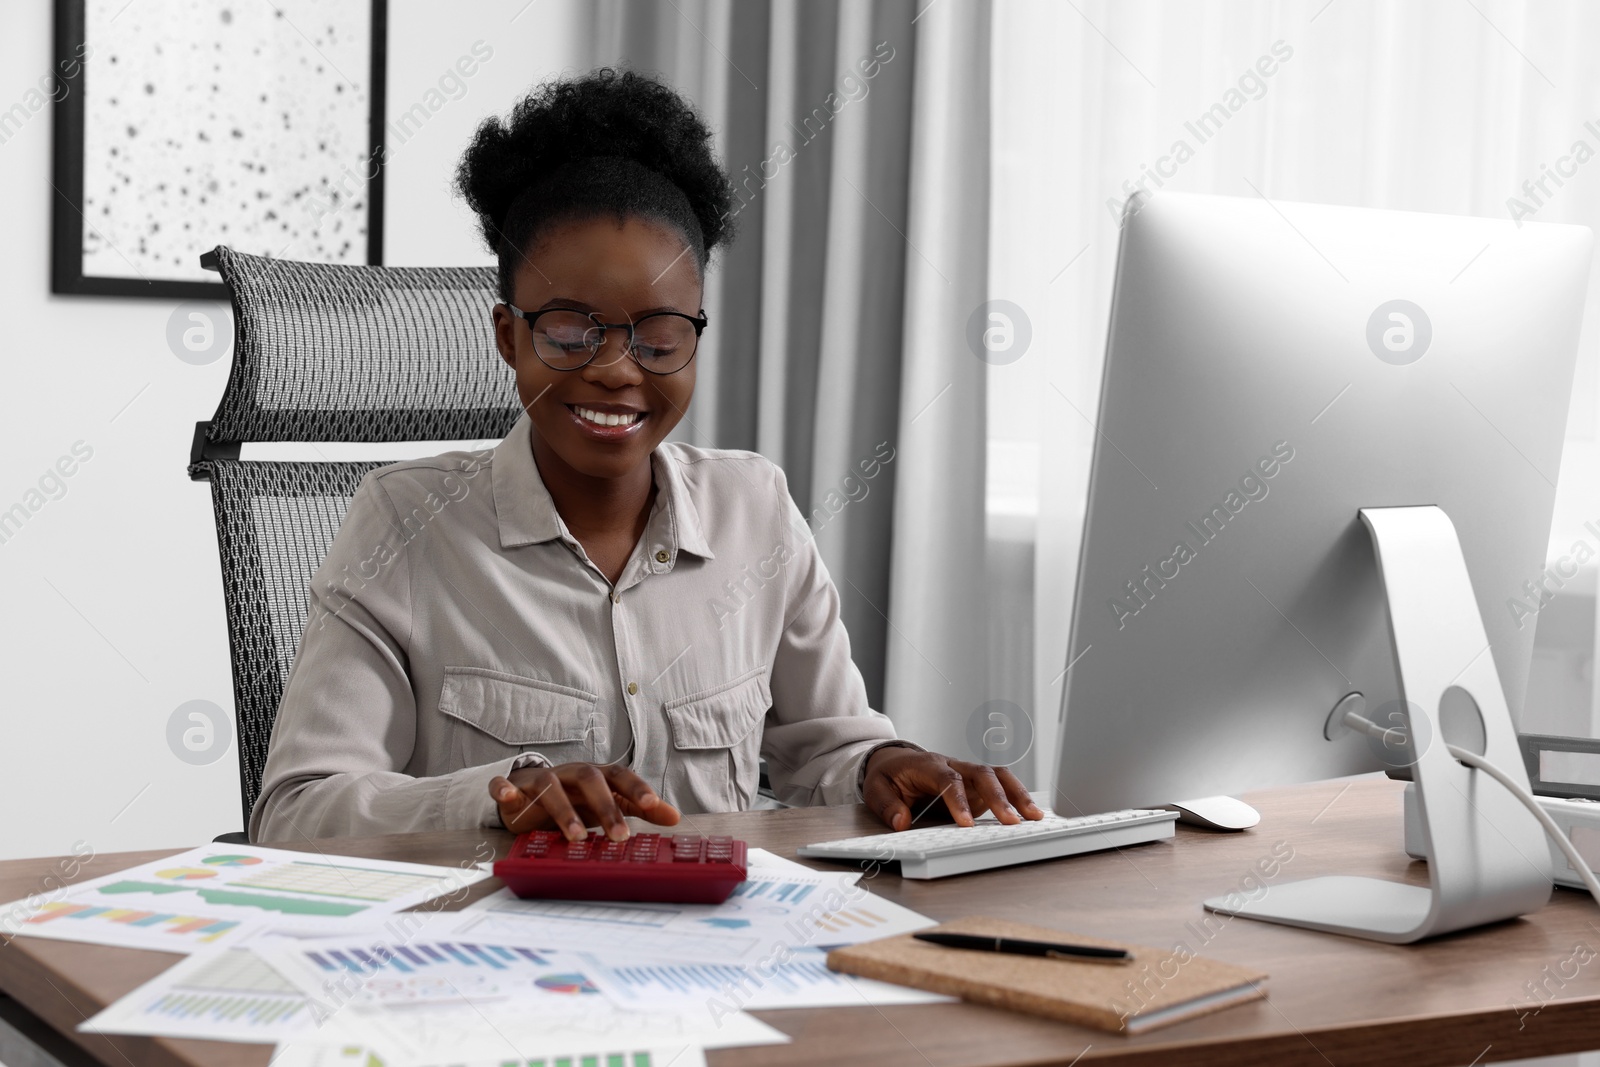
top-left (492, 411), bottom-right (715, 560)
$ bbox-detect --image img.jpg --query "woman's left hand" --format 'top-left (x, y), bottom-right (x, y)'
top-left (863, 746), bottom-right (1044, 831)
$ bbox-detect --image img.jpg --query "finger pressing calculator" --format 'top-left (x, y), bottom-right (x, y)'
top-left (493, 830), bottom-right (749, 904)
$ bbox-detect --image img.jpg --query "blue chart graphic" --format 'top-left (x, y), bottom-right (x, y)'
top-left (728, 879), bottom-right (815, 904)
top-left (698, 918), bottom-right (751, 929)
top-left (147, 991), bottom-right (306, 1026)
top-left (305, 941), bottom-right (552, 974)
top-left (610, 955), bottom-right (845, 998)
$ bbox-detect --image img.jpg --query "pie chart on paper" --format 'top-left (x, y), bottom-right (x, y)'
top-left (534, 973), bottom-right (600, 995)
top-left (201, 855), bottom-right (265, 867)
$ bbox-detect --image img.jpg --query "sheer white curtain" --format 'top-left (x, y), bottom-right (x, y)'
top-left (990, 0), bottom-right (1600, 789)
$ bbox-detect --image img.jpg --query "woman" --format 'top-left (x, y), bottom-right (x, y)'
top-left (249, 68), bottom-right (1041, 844)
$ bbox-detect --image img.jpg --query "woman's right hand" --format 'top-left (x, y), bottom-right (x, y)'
top-left (489, 762), bottom-right (681, 841)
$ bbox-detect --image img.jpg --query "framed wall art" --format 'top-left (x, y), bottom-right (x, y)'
top-left (50, 0), bottom-right (388, 298)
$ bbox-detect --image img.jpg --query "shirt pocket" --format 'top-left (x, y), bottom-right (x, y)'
top-left (660, 665), bottom-right (771, 811)
top-left (438, 666), bottom-right (601, 769)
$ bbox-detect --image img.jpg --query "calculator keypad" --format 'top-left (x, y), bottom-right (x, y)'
top-left (495, 830), bottom-right (749, 904)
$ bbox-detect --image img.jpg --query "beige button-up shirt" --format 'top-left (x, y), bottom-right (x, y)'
top-left (249, 412), bottom-right (906, 842)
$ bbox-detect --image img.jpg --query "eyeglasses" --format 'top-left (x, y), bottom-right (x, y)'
top-left (505, 304), bottom-right (708, 375)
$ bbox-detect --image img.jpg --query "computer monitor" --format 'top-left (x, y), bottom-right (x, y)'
top-left (1050, 190), bottom-right (1592, 941)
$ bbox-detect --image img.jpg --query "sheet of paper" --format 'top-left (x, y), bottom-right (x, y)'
top-left (720, 871), bottom-right (932, 947)
top-left (250, 916), bottom-right (789, 1063)
top-left (2, 844), bottom-right (489, 955)
top-left (279, 995), bottom-right (788, 1067)
top-left (449, 869), bottom-right (930, 964)
top-left (79, 945), bottom-right (319, 1044)
top-left (269, 1039), bottom-right (709, 1067)
top-left (252, 917), bottom-right (628, 1011)
top-left (588, 946), bottom-right (955, 1010)
top-left (746, 847), bottom-right (858, 883)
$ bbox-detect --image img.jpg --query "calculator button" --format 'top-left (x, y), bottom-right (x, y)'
top-left (495, 829), bottom-right (747, 904)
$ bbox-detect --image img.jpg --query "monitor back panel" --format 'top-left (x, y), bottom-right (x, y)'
top-left (1054, 191), bottom-right (1592, 813)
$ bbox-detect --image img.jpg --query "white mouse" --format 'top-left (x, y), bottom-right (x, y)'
top-left (1163, 795), bottom-right (1260, 831)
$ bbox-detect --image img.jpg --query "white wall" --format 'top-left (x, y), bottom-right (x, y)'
top-left (0, 0), bottom-right (587, 862)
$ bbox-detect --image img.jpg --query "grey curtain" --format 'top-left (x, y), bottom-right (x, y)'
top-left (582, 0), bottom-right (990, 757)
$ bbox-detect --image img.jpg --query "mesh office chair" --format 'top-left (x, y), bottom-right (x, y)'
top-left (188, 246), bottom-right (522, 839)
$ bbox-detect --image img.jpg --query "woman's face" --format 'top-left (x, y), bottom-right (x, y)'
top-left (493, 215), bottom-right (701, 482)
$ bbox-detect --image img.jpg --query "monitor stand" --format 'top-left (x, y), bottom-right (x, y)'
top-left (1202, 505), bottom-right (1552, 943)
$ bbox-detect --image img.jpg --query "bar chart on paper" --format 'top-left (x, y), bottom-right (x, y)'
top-left (303, 940), bottom-right (562, 977)
top-left (727, 878), bottom-right (816, 904)
top-left (812, 904), bottom-right (896, 934)
top-left (80, 947), bottom-right (318, 1043)
top-left (256, 935), bottom-right (614, 1009)
top-left (596, 949), bottom-right (953, 1009)
top-left (140, 947), bottom-right (309, 1027)
top-left (25, 901), bottom-right (240, 945)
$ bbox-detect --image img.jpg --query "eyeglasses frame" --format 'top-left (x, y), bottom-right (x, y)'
top-left (504, 303), bottom-right (709, 375)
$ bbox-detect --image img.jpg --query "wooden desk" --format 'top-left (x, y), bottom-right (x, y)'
top-left (3, 775), bottom-right (1600, 1067)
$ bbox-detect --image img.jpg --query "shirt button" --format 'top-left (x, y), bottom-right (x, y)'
top-left (627, 682), bottom-right (639, 695)
top-left (655, 549), bottom-right (670, 564)
top-left (610, 591), bottom-right (620, 604)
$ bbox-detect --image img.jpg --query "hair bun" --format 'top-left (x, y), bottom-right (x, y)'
top-left (455, 67), bottom-right (736, 299)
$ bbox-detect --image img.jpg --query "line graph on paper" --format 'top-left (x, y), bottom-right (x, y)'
top-left (228, 861), bottom-right (452, 902)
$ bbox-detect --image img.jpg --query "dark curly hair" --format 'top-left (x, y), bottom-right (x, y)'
top-left (454, 68), bottom-right (737, 303)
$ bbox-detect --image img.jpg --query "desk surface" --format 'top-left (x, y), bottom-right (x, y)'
top-left (3, 776), bottom-right (1599, 1067)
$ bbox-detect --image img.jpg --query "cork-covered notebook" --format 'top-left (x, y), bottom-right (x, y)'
top-left (826, 915), bottom-right (1268, 1035)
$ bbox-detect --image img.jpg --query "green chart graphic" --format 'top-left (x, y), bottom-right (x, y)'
top-left (97, 881), bottom-right (365, 917)
top-left (227, 861), bottom-right (446, 903)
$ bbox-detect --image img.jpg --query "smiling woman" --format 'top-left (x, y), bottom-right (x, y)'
top-left (248, 67), bottom-right (1041, 846)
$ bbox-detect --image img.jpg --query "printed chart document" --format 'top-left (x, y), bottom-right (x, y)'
top-left (746, 846), bottom-right (859, 882)
top-left (80, 946), bottom-right (318, 1044)
top-left (1, 844), bottom-right (488, 954)
top-left (588, 946), bottom-right (955, 1010)
top-left (243, 913), bottom-right (790, 1065)
top-left (83, 930), bottom-right (789, 1064)
top-left (270, 1040), bottom-right (709, 1067)
top-left (291, 999), bottom-right (788, 1067)
top-left (446, 868), bottom-right (932, 964)
top-left (252, 919), bottom-right (629, 1010)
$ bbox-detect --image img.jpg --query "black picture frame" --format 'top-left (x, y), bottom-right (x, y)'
top-left (49, 0), bottom-right (388, 298)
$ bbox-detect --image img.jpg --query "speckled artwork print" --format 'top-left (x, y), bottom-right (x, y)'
top-left (81, 0), bottom-right (372, 281)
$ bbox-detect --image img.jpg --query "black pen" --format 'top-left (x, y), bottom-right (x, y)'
top-left (913, 931), bottom-right (1133, 964)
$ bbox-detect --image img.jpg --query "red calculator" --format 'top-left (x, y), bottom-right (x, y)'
top-left (493, 830), bottom-right (749, 904)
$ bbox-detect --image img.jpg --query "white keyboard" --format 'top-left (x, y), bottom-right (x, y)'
top-left (797, 808), bottom-right (1180, 879)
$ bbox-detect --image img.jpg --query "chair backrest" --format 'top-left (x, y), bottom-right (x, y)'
top-left (190, 246), bottom-right (521, 832)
